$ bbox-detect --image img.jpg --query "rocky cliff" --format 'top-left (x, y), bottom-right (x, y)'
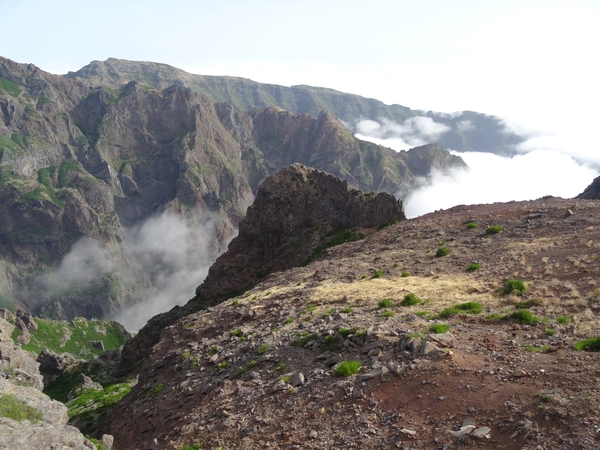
top-left (0, 315), bottom-right (112, 449)
top-left (577, 175), bottom-right (600, 199)
top-left (196, 164), bottom-right (406, 303)
top-left (116, 164), bottom-right (405, 377)
top-left (66, 58), bottom-right (525, 155)
top-left (0, 55), bottom-right (464, 322)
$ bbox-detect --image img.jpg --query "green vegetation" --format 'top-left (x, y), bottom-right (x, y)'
top-left (217, 361), bottom-right (227, 370)
top-left (381, 311), bottom-right (395, 318)
top-left (322, 334), bottom-right (340, 351)
top-left (334, 360), bottom-right (362, 377)
top-left (467, 222), bottom-right (478, 229)
top-left (429, 323), bottom-right (450, 334)
top-left (545, 328), bottom-right (556, 336)
top-left (278, 363), bottom-right (287, 372)
top-left (283, 318), bottom-right (294, 324)
top-left (401, 270), bottom-right (410, 277)
top-left (207, 346), bottom-right (218, 356)
top-left (257, 344), bottom-right (270, 355)
top-left (247, 360), bottom-right (257, 369)
top-left (341, 307), bottom-right (354, 314)
top-left (524, 345), bottom-right (551, 353)
top-left (0, 166), bottom-right (18, 187)
top-left (467, 263), bottom-right (481, 271)
top-left (503, 279), bottom-right (527, 295)
top-left (574, 336), bottom-right (600, 351)
top-left (231, 328), bottom-right (242, 336)
top-left (0, 393), bottom-right (42, 423)
top-left (515, 299), bottom-right (543, 309)
top-left (378, 298), bottom-right (393, 308)
top-left (293, 332), bottom-right (318, 348)
top-left (377, 219), bottom-right (399, 230)
top-left (486, 225), bottom-right (503, 234)
top-left (67, 382), bottom-right (131, 425)
top-left (11, 317), bottom-right (127, 360)
top-left (300, 228), bottom-right (365, 266)
top-left (153, 384), bottom-right (165, 395)
top-left (400, 293), bottom-right (421, 306)
top-left (338, 327), bottom-right (358, 337)
top-left (438, 302), bottom-right (482, 318)
top-left (556, 315), bottom-right (571, 324)
top-left (37, 96), bottom-right (52, 106)
top-left (180, 444), bottom-right (203, 450)
top-left (280, 375), bottom-right (292, 383)
top-left (301, 304), bottom-right (318, 314)
top-left (372, 269), bottom-right (384, 278)
top-left (0, 77), bottom-right (22, 97)
top-left (436, 246), bottom-right (451, 257)
top-left (505, 310), bottom-right (540, 325)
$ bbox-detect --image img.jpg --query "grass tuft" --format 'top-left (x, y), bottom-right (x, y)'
top-left (334, 360), bottom-right (362, 377)
top-left (438, 302), bottom-right (482, 318)
top-left (429, 323), bottom-right (450, 334)
top-left (503, 279), bottom-right (527, 296)
top-left (435, 247), bottom-right (451, 257)
top-left (0, 393), bottom-right (42, 423)
top-left (400, 293), bottom-right (421, 306)
top-left (505, 310), bottom-right (540, 325)
top-left (378, 298), bottom-right (393, 308)
top-left (574, 337), bottom-right (600, 351)
top-left (486, 225), bottom-right (503, 234)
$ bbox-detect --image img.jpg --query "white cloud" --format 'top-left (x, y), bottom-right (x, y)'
top-left (402, 150), bottom-right (599, 218)
top-left (355, 117), bottom-right (449, 151)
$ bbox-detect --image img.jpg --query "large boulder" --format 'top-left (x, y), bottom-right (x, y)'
top-left (577, 175), bottom-right (600, 200)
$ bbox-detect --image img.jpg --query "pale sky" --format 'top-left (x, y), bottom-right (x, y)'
top-left (3, 0), bottom-right (599, 206)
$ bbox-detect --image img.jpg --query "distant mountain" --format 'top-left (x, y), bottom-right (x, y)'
top-left (66, 58), bottom-right (525, 155)
top-left (0, 56), bottom-right (464, 321)
top-left (577, 175), bottom-right (600, 199)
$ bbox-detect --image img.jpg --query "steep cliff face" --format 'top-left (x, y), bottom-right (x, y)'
top-left (196, 164), bottom-right (406, 302)
top-left (0, 55), bottom-right (464, 322)
top-left (66, 58), bottom-right (525, 155)
top-left (577, 175), bottom-right (600, 199)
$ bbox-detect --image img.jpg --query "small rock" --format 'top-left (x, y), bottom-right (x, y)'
top-left (101, 434), bottom-right (114, 449)
top-left (472, 426), bottom-right (491, 438)
top-left (291, 372), bottom-right (305, 387)
top-left (448, 425), bottom-right (476, 437)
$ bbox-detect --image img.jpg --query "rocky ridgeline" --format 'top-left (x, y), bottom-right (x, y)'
top-left (578, 175), bottom-right (600, 199)
top-left (196, 163), bottom-right (406, 302)
top-left (116, 164), bottom-right (405, 377)
top-left (0, 315), bottom-right (113, 449)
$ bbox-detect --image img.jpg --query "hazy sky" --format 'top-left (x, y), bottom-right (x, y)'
top-left (3, 0), bottom-right (599, 204)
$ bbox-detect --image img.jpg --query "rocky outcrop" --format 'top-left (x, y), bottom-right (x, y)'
top-left (0, 316), bottom-right (108, 449)
top-left (116, 165), bottom-right (405, 377)
top-left (577, 175), bottom-right (600, 199)
top-left (196, 164), bottom-right (406, 302)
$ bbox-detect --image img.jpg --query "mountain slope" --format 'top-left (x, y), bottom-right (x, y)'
top-left (66, 58), bottom-right (525, 155)
top-left (0, 56), bottom-right (464, 322)
top-left (103, 177), bottom-right (600, 449)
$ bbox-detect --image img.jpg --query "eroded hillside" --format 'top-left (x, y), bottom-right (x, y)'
top-left (104, 194), bottom-right (600, 449)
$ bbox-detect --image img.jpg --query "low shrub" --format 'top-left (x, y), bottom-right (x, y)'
top-left (334, 360), bottom-right (362, 377)
top-left (436, 246), bottom-right (451, 257)
top-left (322, 334), bottom-right (340, 351)
top-left (378, 298), bottom-right (393, 308)
top-left (515, 298), bottom-right (543, 309)
top-left (400, 293), bottom-right (421, 306)
top-left (574, 336), bottom-right (600, 351)
top-left (381, 311), bottom-right (395, 318)
top-left (506, 310), bottom-right (540, 325)
top-left (467, 222), bottom-right (478, 229)
top-left (338, 327), bottom-right (357, 337)
top-left (372, 269), bottom-right (384, 278)
top-left (429, 323), bottom-right (450, 334)
top-left (486, 225), bottom-right (503, 234)
top-left (503, 279), bottom-right (527, 295)
top-left (401, 270), bottom-right (410, 277)
top-left (257, 344), bottom-right (270, 355)
top-left (467, 263), bottom-right (481, 271)
top-left (438, 302), bottom-right (482, 318)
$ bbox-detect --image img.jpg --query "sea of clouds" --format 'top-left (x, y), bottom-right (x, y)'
top-left (353, 116), bottom-right (599, 218)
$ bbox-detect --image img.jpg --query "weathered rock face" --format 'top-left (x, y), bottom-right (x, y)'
top-left (116, 165), bottom-right (405, 376)
top-left (577, 175), bottom-right (600, 199)
top-left (196, 164), bottom-right (406, 302)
